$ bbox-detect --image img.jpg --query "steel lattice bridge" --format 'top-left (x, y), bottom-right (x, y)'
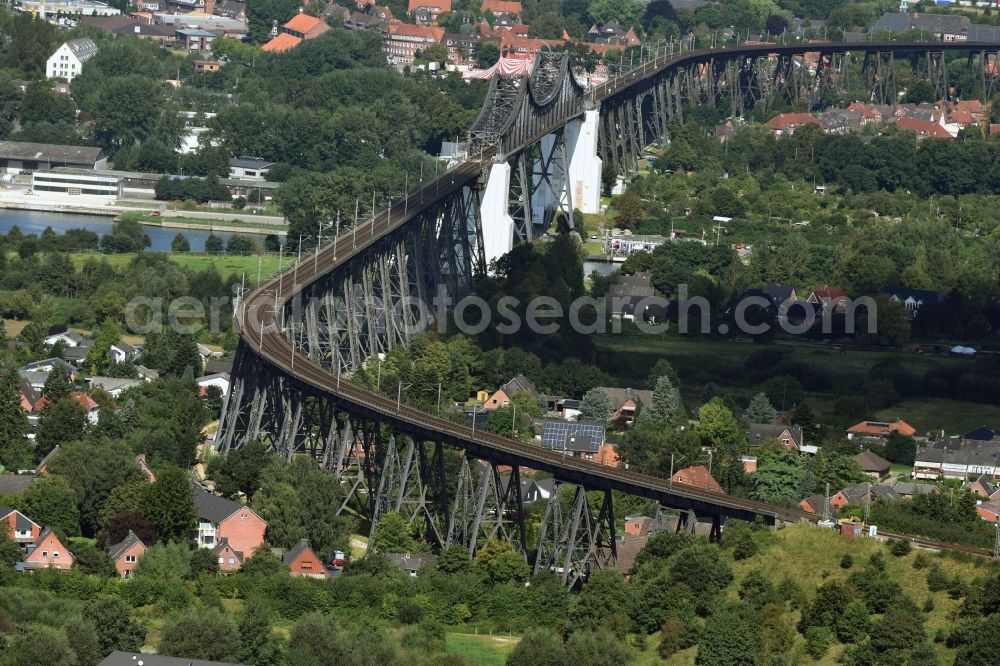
top-left (219, 41), bottom-right (1000, 584)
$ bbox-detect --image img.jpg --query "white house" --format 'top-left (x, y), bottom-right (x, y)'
top-left (196, 373), bottom-right (230, 396)
top-left (107, 340), bottom-right (139, 363)
top-left (228, 157), bottom-right (274, 181)
top-left (46, 38), bottom-right (99, 82)
top-left (43, 331), bottom-right (86, 348)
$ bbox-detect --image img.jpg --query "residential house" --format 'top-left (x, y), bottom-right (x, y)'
top-left (539, 420), bottom-right (605, 460)
top-left (960, 426), bottom-right (999, 442)
top-left (197, 343), bottom-right (222, 364)
top-left (882, 287), bottom-right (944, 319)
top-left (976, 500), bottom-right (1000, 523)
top-left (136, 365), bottom-right (160, 381)
top-left (43, 331), bottom-right (86, 348)
top-left (891, 481), bottom-right (938, 499)
top-left (830, 483), bottom-right (872, 511)
top-left (741, 455), bottom-right (757, 473)
top-left (806, 285), bottom-right (848, 313)
top-left (624, 514), bottom-right (653, 536)
top-left (135, 453), bottom-right (157, 483)
top-left (384, 22), bottom-right (444, 65)
top-left (670, 465), bottom-right (723, 493)
top-left (522, 477), bottom-right (554, 503)
top-left (213, 0), bottom-right (246, 19)
top-left (854, 450), bottom-right (892, 479)
top-left (61, 339), bottom-right (94, 364)
top-left (966, 474), bottom-right (997, 499)
top-left (192, 483), bottom-right (267, 557)
top-left (323, 3), bottom-right (351, 22)
top-left (408, 0), bottom-right (451, 25)
top-left (284, 12), bottom-right (330, 40)
top-left (914, 437), bottom-right (1000, 480)
top-left (480, 0), bottom-right (521, 18)
top-left (386, 552), bottom-right (438, 576)
top-left (443, 32), bottom-right (481, 66)
top-left (614, 534), bottom-right (648, 577)
top-left (46, 38), bottom-right (99, 82)
top-left (799, 494), bottom-right (830, 515)
top-left (846, 419), bottom-right (917, 443)
top-left (107, 530), bottom-right (146, 578)
top-left (88, 376), bottom-right (143, 398)
top-left (175, 28), bottom-right (216, 51)
top-left (747, 424), bottom-right (813, 453)
top-left (604, 272), bottom-right (659, 321)
top-left (193, 59), bottom-right (221, 73)
top-left (33, 391), bottom-right (100, 426)
top-left (228, 156), bottom-right (273, 181)
top-left (893, 116), bottom-right (953, 140)
top-left (0, 506), bottom-right (40, 545)
top-left (19, 527), bottom-right (73, 571)
top-left (99, 652), bottom-right (245, 666)
top-left (214, 537), bottom-right (244, 572)
top-left (484, 374), bottom-right (540, 411)
top-left (283, 538), bottom-right (327, 578)
top-left (765, 112), bottom-right (821, 136)
top-left (34, 446), bottom-right (60, 475)
top-left (594, 386), bottom-right (652, 426)
top-left (556, 399), bottom-right (580, 421)
top-left (0, 475), bottom-right (34, 498)
top-left (196, 373), bottom-right (230, 397)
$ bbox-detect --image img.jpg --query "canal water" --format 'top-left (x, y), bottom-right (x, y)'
top-left (0, 209), bottom-right (270, 253)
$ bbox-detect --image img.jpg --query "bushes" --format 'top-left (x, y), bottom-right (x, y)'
top-left (888, 539), bottom-right (912, 557)
top-left (155, 174), bottom-right (231, 203)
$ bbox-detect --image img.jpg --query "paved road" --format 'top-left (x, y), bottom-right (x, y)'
top-left (119, 205), bottom-right (286, 225)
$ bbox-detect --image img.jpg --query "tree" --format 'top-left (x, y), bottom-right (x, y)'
top-left (744, 392), bottom-right (776, 424)
top-left (587, 0), bottom-right (644, 27)
top-left (571, 569), bottom-right (630, 630)
top-left (238, 602), bottom-right (282, 666)
top-left (638, 375), bottom-right (684, 425)
top-left (93, 76), bottom-right (166, 148)
top-left (695, 399), bottom-right (745, 449)
top-left (369, 511), bottom-right (416, 553)
top-left (190, 547), bottom-right (221, 578)
top-left (205, 233), bottom-right (224, 254)
top-left (97, 511), bottom-right (157, 550)
top-left (227, 235), bottom-right (256, 255)
top-left (11, 625), bottom-right (77, 666)
top-left (473, 41), bottom-right (500, 68)
top-left (419, 42), bottom-right (449, 63)
top-left (903, 80), bottom-right (937, 104)
top-left (159, 607), bottom-right (241, 662)
top-left (697, 607), bottom-right (756, 666)
top-left (578, 388), bottom-right (613, 423)
top-left (36, 397), bottom-right (87, 457)
top-left (506, 628), bottom-right (568, 666)
top-left (835, 600), bottom-right (871, 643)
top-left (614, 189), bottom-right (645, 230)
top-left (42, 365), bottom-right (72, 400)
top-left (74, 545), bottom-right (117, 577)
top-left (140, 465), bottom-right (196, 542)
top-left (171, 233), bottom-right (191, 253)
top-left (84, 597), bottom-right (146, 657)
top-left (0, 369), bottom-right (30, 470)
top-left (16, 476), bottom-right (80, 536)
top-left (48, 439), bottom-right (145, 536)
top-left (211, 440), bottom-right (274, 501)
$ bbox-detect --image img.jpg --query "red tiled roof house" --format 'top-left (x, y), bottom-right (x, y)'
top-left (20, 527), bottom-right (73, 571)
top-left (108, 530), bottom-right (146, 579)
top-left (192, 484), bottom-right (266, 559)
top-left (283, 538), bottom-right (327, 578)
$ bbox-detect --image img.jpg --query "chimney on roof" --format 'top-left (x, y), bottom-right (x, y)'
top-left (204, 0), bottom-right (214, 14)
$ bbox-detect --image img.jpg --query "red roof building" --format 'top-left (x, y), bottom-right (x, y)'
top-left (846, 419), bottom-right (917, 440)
top-left (670, 465), bottom-right (724, 494)
top-left (20, 527), bottom-right (73, 571)
top-left (283, 538), bottom-right (327, 578)
top-left (262, 13), bottom-right (329, 52)
top-left (894, 116), bottom-right (952, 139)
top-left (408, 0), bottom-right (451, 24)
top-left (765, 112), bottom-right (821, 136)
top-left (107, 530), bottom-right (146, 579)
top-left (480, 0), bottom-right (521, 16)
top-left (384, 22), bottom-right (444, 64)
top-left (806, 284), bottom-right (848, 312)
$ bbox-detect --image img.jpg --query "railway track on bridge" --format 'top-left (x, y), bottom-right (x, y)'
top-left (231, 41), bottom-right (999, 562)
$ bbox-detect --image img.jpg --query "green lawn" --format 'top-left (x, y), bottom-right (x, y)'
top-left (872, 398), bottom-right (1000, 435)
top-left (68, 252), bottom-right (288, 281)
top-left (445, 632), bottom-right (517, 665)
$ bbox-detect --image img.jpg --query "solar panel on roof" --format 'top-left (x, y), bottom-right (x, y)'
top-left (540, 421), bottom-right (604, 452)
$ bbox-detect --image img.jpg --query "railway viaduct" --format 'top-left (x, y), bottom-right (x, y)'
top-left (217, 39), bottom-right (1000, 584)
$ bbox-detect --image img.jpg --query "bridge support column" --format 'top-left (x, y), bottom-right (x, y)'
top-left (565, 108), bottom-right (602, 215)
top-left (531, 131), bottom-right (574, 230)
top-left (480, 161), bottom-right (516, 271)
top-left (534, 485), bottom-right (616, 587)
